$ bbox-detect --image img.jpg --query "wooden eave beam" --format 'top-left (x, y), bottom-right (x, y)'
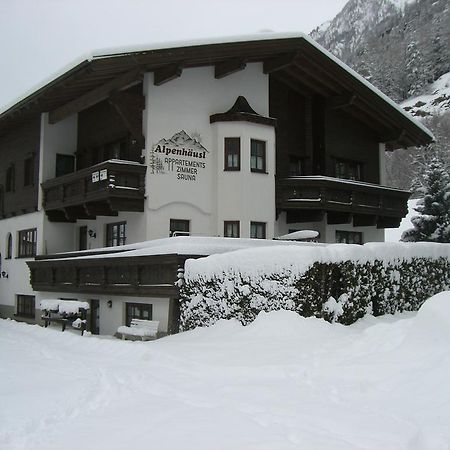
top-left (284, 66), bottom-right (333, 97)
top-left (109, 91), bottom-right (145, 147)
top-left (271, 72), bottom-right (313, 98)
top-left (263, 53), bottom-right (297, 74)
top-left (49, 68), bottom-right (143, 124)
top-left (294, 57), bottom-right (344, 95)
top-left (153, 64), bottom-right (183, 86)
top-left (214, 58), bottom-right (247, 79)
top-left (343, 105), bottom-right (393, 139)
top-left (300, 46), bottom-right (426, 143)
top-left (329, 92), bottom-right (357, 109)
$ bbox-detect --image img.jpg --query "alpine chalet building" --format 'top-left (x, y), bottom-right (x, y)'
top-left (0, 33), bottom-right (433, 335)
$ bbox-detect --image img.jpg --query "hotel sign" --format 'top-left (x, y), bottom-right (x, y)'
top-left (150, 130), bottom-right (208, 182)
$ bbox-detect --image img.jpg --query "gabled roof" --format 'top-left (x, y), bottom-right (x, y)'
top-left (0, 32), bottom-right (433, 149)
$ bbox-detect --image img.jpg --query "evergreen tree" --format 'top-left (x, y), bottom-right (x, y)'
top-left (401, 155), bottom-right (450, 243)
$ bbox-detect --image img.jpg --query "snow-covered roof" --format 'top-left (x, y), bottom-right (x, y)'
top-left (0, 32), bottom-right (434, 146)
top-left (42, 236), bottom-right (324, 262)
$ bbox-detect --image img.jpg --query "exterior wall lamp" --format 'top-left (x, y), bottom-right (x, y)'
top-left (107, 300), bottom-right (112, 308)
top-left (88, 229), bottom-right (96, 238)
top-left (1, 271), bottom-right (8, 278)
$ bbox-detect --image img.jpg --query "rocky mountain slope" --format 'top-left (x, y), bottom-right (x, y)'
top-left (311, 0), bottom-right (450, 190)
top-left (311, 0), bottom-right (450, 104)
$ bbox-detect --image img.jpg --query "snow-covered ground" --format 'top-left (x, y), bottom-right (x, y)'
top-left (1, 291), bottom-right (450, 450)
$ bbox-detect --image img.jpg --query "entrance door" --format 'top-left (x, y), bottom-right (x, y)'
top-left (79, 226), bottom-right (88, 251)
top-left (90, 299), bottom-right (100, 334)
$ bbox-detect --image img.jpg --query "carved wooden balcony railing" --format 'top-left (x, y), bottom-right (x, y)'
top-left (41, 159), bottom-right (146, 222)
top-left (27, 253), bottom-right (199, 297)
top-left (276, 176), bottom-right (410, 227)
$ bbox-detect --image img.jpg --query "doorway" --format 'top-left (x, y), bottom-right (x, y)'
top-left (89, 299), bottom-right (100, 335)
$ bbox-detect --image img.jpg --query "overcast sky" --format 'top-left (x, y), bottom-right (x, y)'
top-left (0, 0), bottom-right (347, 111)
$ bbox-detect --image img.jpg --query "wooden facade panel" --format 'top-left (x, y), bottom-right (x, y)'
top-left (27, 254), bottom-right (197, 297)
top-left (325, 108), bottom-right (380, 183)
top-left (0, 118), bottom-right (40, 218)
top-left (277, 176), bottom-right (410, 222)
top-left (76, 84), bottom-right (143, 170)
top-left (269, 77), bottom-right (309, 178)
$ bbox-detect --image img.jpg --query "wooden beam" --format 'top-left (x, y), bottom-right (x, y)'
top-left (271, 72), bottom-right (313, 98)
top-left (153, 64), bottom-right (182, 86)
top-left (327, 211), bottom-right (352, 225)
top-left (49, 68), bottom-right (142, 124)
top-left (214, 58), bottom-right (246, 79)
top-left (284, 66), bottom-right (333, 97)
top-left (353, 214), bottom-right (377, 227)
top-left (384, 129), bottom-right (406, 145)
top-left (263, 53), bottom-right (297, 74)
top-left (329, 92), bottom-right (357, 110)
top-left (83, 202), bottom-right (117, 217)
top-left (109, 91), bottom-right (145, 147)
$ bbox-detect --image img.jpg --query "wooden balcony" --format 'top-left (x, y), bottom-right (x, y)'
top-left (42, 159), bottom-right (146, 222)
top-left (276, 176), bottom-right (410, 228)
top-left (27, 253), bottom-right (199, 297)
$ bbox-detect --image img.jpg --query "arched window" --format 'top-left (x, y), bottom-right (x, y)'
top-left (6, 233), bottom-right (12, 259)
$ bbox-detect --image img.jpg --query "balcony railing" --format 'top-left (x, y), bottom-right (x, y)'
top-left (28, 253), bottom-right (199, 297)
top-left (42, 159), bottom-right (146, 221)
top-left (276, 176), bottom-right (410, 221)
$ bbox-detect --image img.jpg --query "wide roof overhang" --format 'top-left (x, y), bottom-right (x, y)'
top-left (0, 33), bottom-right (433, 149)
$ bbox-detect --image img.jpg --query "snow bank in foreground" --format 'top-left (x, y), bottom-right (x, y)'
top-left (1, 292), bottom-right (450, 450)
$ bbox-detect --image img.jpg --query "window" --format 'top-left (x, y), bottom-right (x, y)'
top-left (55, 154), bottom-right (75, 178)
top-left (250, 139), bottom-right (266, 173)
top-left (336, 230), bottom-right (363, 245)
top-left (126, 302), bottom-right (152, 326)
top-left (224, 221), bottom-right (240, 238)
top-left (18, 228), bottom-right (37, 257)
top-left (6, 164), bottom-right (15, 192)
top-left (170, 219), bottom-right (190, 237)
top-left (24, 156), bottom-right (34, 186)
top-left (6, 233), bottom-right (12, 259)
top-left (250, 221), bottom-right (266, 239)
top-left (224, 137), bottom-right (240, 171)
top-left (106, 221), bottom-right (126, 247)
top-left (16, 295), bottom-right (35, 318)
top-left (289, 155), bottom-right (304, 176)
top-left (335, 159), bottom-right (362, 181)
top-left (79, 226), bottom-right (88, 251)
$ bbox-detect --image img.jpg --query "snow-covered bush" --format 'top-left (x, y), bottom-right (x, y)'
top-left (179, 244), bottom-right (450, 330)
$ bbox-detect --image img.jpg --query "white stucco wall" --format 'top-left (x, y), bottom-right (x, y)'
top-left (37, 291), bottom-right (171, 336)
top-left (213, 121), bottom-right (276, 238)
top-left (144, 63), bottom-right (269, 239)
top-left (0, 212), bottom-right (43, 310)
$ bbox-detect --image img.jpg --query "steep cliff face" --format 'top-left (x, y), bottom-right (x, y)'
top-left (311, 0), bottom-right (450, 104)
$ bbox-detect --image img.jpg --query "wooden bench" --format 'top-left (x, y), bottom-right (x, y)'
top-left (117, 319), bottom-right (159, 341)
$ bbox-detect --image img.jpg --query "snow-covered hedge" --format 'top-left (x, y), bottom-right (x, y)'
top-left (179, 243), bottom-right (450, 330)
